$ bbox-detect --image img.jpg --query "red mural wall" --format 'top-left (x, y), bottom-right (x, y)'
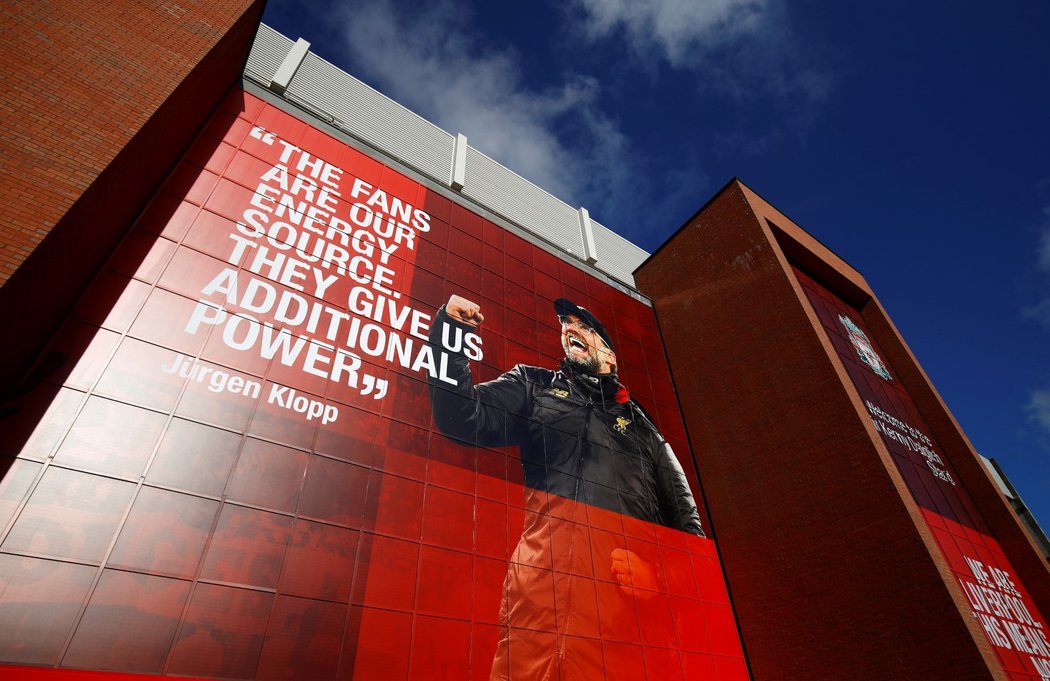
top-left (0, 88), bottom-right (747, 680)
top-left (795, 268), bottom-right (1050, 681)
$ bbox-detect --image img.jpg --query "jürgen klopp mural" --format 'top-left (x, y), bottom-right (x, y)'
top-left (428, 293), bottom-right (704, 680)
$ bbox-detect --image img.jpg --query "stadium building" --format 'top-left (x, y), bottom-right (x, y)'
top-left (1, 3), bottom-right (1047, 680)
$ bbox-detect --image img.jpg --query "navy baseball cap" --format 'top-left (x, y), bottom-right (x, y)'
top-left (554, 298), bottom-right (614, 353)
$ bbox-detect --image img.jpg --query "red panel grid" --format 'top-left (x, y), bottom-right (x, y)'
top-left (0, 89), bottom-right (745, 680)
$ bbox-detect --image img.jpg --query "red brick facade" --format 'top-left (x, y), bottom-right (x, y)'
top-left (635, 179), bottom-right (1050, 680)
top-left (0, 0), bottom-right (265, 396)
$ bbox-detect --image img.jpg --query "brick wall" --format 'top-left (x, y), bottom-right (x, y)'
top-left (635, 180), bottom-right (1000, 679)
top-left (0, 0), bottom-right (265, 396)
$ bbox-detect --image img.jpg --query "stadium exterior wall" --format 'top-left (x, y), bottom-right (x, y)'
top-left (1, 7), bottom-right (1049, 681)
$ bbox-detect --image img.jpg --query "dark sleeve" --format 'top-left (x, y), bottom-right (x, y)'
top-left (427, 306), bottom-right (529, 447)
top-left (655, 439), bottom-right (706, 537)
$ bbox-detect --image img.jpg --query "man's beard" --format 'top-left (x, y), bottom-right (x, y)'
top-left (563, 338), bottom-right (601, 374)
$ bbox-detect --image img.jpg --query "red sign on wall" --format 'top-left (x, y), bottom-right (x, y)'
top-left (0, 89), bottom-right (747, 680)
top-left (796, 268), bottom-right (1050, 681)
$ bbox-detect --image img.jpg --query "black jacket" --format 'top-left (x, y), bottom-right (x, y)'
top-left (428, 308), bottom-right (703, 536)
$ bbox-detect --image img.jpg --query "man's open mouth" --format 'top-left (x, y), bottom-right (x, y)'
top-left (568, 336), bottom-right (588, 352)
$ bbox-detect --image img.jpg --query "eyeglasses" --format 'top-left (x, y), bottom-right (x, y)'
top-left (558, 314), bottom-right (594, 332)
top-left (558, 315), bottom-right (610, 351)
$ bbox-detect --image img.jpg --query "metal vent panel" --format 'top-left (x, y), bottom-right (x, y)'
top-left (461, 147), bottom-right (584, 257)
top-left (245, 23), bottom-right (293, 84)
top-left (285, 53), bottom-right (455, 182)
top-left (590, 219), bottom-right (648, 286)
top-left (245, 24), bottom-right (651, 289)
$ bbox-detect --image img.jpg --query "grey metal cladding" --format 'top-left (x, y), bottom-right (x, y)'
top-left (244, 24), bottom-right (651, 290)
top-left (245, 23), bottom-right (293, 84)
top-left (461, 147), bottom-right (584, 258)
top-left (285, 53), bottom-right (455, 182)
top-left (590, 219), bottom-right (648, 286)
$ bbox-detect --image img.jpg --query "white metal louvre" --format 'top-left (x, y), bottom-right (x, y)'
top-left (461, 147), bottom-right (584, 257)
top-left (243, 24), bottom-right (652, 290)
top-left (590, 220), bottom-right (648, 286)
top-left (244, 23), bottom-right (293, 85)
top-left (285, 53), bottom-right (455, 183)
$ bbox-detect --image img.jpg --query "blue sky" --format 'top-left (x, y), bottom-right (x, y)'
top-left (260, 1), bottom-right (1050, 529)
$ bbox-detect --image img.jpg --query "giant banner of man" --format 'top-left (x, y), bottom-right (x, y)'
top-left (0, 89), bottom-right (748, 681)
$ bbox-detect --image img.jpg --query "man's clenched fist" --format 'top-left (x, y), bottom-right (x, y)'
top-left (446, 294), bottom-right (484, 327)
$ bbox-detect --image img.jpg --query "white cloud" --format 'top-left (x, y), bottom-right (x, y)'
top-left (572, 0), bottom-right (768, 68)
top-left (568, 0), bottom-right (830, 107)
top-left (1038, 208), bottom-right (1050, 271)
top-left (289, 0), bottom-right (828, 239)
top-left (334, 0), bottom-right (629, 209)
top-left (1022, 207), bottom-right (1050, 328)
top-left (1029, 389), bottom-right (1050, 437)
top-left (1023, 211), bottom-right (1050, 449)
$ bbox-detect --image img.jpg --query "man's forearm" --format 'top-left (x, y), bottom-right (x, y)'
top-left (427, 306), bottom-right (480, 439)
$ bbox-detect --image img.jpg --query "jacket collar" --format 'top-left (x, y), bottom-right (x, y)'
top-left (560, 361), bottom-right (628, 404)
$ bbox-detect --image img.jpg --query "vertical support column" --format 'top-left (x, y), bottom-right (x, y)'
top-left (450, 132), bottom-right (467, 191)
top-left (269, 37), bottom-right (311, 94)
top-left (578, 207), bottom-right (598, 265)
